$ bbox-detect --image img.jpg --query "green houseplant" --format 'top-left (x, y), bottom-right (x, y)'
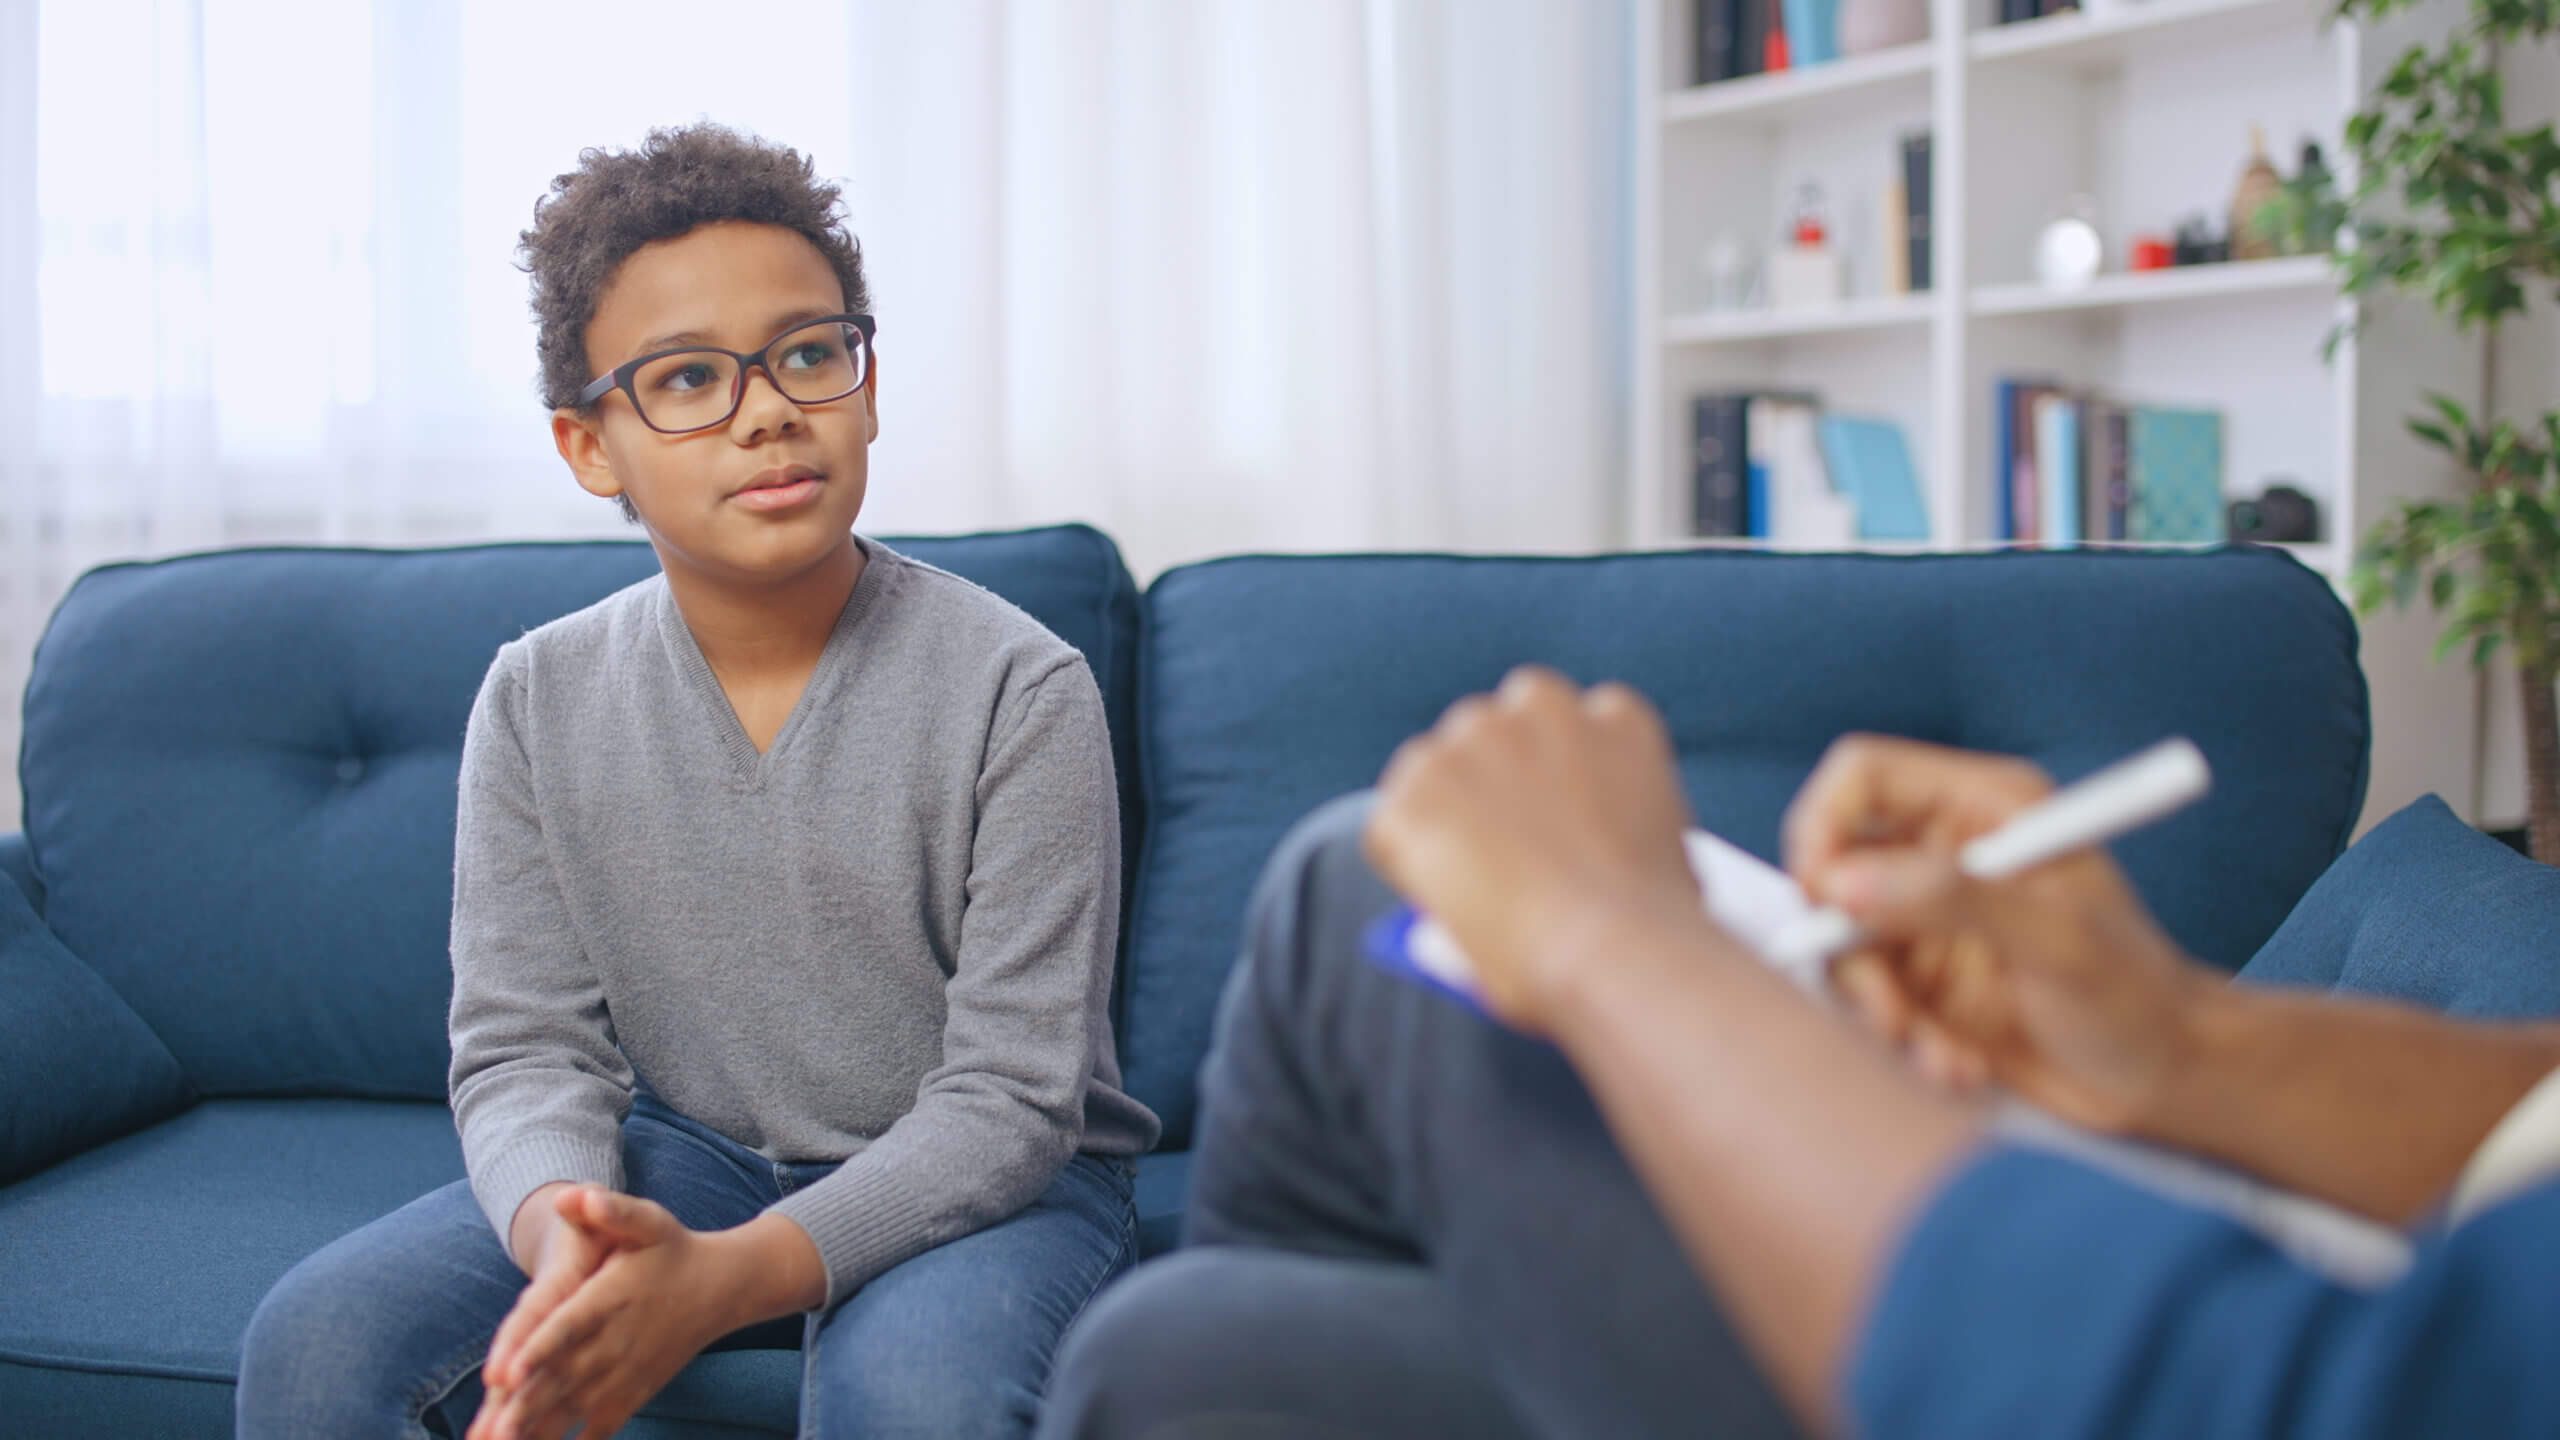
top-left (2282, 0), bottom-right (2560, 860)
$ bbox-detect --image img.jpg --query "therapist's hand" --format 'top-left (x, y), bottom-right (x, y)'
top-left (1782, 735), bottom-right (2211, 1133)
top-left (1364, 666), bottom-right (1727, 1033)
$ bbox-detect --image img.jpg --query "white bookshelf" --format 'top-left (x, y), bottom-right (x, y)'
top-left (1629, 0), bottom-right (2486, 832)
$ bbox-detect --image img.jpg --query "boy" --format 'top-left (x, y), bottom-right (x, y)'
top-left (238, 122), bottom-right (1157, 1440)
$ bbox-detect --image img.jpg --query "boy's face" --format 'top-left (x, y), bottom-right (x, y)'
top-left (553, 220), bottom-right (878, 587)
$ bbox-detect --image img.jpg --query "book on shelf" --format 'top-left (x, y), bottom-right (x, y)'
top-left (1696, 0), bottom-right (1746, 82)
top-left (1994, 382), bottom-right (2226, 545)
top-left (1692, 393), bottom-right (1751, 536)
top-left (1818, 416), bottom-right (1929, 541)
top-left (2034, 392), bottom-right (2081, 549)
top-left (1994, 378), bottom-right (2057, 542)
top-left (1881, 175), bottom-right (1910, 295)
top-left (1692, 391), bottom-right (1920, 543)
top-left (1778, 0), bottom-right (1838, 67)
top-left (2128, 408), bottom-right (2227, 542)
top-left (1901, 133), bottom-right (1933, 293)
top-left (1739, 0), bottom-right (1774, 78)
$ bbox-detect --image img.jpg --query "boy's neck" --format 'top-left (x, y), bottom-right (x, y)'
top-left (662, 533), bottom-right (867, 678)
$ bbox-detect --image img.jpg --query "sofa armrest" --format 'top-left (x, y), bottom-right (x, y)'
top-left (0, 833), bottom-right (39, 912)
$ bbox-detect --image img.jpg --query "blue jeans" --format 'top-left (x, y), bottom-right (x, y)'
top-left (1039, 795), bottom-right (1800, 1439)
top-left (237, 1093), bottom-right (1137, 1439)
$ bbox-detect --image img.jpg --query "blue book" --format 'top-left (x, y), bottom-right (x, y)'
top-left (1817, 416), bottom-right (1928, 541)
top-left (1993, 380), bottom-right (2022, 541)
top-left (2037, 394), bottom-right (2080, 548)
top-left (1779, 0), bottom-right (1839, 64)
top-left (1746, 461), bottom-right (1771, 538)
top-left (2129, 408), bottom-right (2225, 543)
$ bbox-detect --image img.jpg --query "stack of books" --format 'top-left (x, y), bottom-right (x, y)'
top-left (1691, 392), bottom-right (1930, 543)
top-left (1994, 381), bottom-right (2226, 546)
top-left (1995, 0), bottom-right (2082, 23)
top-left (1695, 0), bottom-right (1840, 80)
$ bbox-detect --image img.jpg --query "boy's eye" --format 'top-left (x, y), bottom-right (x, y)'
top-left (780, 340), bottom-right (838, 371)
top-left (656, 361), bottom-right (719, 393)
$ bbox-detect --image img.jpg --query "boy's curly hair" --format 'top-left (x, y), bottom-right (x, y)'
top-left (518, 124), bottom-right (871, 510)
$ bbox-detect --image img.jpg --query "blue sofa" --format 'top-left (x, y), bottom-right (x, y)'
top-left (0, 525), bottom-right (2370, 1436)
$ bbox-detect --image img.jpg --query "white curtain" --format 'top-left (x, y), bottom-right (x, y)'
top-left (1, 0), bottom-right (1631, 825)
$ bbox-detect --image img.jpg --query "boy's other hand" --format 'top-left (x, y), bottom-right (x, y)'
top-left (1364, 666), bottom-right (1725, 1033)
top-left (1782, 734), bottom-right (2209, 1133)
top-left (476, 1184), bottom-right (678, 1440)
top-left (473, 1191), bottom-right (804, 1440)
top-left (486, 1183), bottom-right (635, 1397)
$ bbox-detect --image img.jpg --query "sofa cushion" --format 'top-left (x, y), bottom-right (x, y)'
top-left (0, 1099), bottom-right (800, 1438)
top-left (1135, 1149), bottom-right (1193, 1259)
top-left (1125, 547), bottom-right (2368, 1144)
top-left (0, 832), bottom-right (38, 910)
top-left (16, 527), bottom-right (1141, 1100)
top-left (2238, 794), bottom-right (2560, 1016)
top-left (0, 876), bottom-right (191, 1183)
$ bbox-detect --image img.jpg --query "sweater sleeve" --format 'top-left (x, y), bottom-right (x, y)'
top-left (447, 645), bottom-right (631, 1250)
top-left (769, 657), bottom-right (1124, 1308)
top-left (1849, 1145), bottom-right (2560, 1437)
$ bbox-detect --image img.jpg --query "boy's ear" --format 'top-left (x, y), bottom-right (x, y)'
top-left (863, 351), bottom-right (881, 443)
top-left (552, 408), bottom-right (624, 503)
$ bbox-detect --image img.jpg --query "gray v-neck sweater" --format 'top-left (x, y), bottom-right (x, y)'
top-left (447, 537), bottom-right (1158, 1307)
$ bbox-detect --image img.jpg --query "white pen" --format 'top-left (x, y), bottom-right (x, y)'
top-left (1766, 736), bottom-right (2214, 974)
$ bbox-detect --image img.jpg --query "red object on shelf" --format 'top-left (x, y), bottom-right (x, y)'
top-left (1793, 214), bottom-right (1826, 246)
top-left (2130, 236), bottom-right (2174, 271)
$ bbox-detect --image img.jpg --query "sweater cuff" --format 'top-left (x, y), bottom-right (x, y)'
top-left (469, 1132), bottom-right (626, 1257)
top-left (768, 1160), bottom-right (943, 1310)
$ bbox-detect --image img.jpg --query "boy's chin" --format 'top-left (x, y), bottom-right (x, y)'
top-left (643, 513), bottom-right (861, 584)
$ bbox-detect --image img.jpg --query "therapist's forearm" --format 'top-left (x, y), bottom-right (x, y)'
top-left (2127, 981), bottom-right (2560, 1225)
top-left (1542, 909), bottom-right (1984, 1433)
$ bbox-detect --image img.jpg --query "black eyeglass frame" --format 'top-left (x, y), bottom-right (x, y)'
top-left (574, 313), bottom-right (878, 434)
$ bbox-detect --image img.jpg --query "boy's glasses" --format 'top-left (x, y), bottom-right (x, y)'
top-left (576, 313), bottom-right (876, 434)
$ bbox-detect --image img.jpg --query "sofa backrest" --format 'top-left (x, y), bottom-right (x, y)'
top-left (1118, 546), bottom-right (2369, 1145)
top-left (16, 526), bottom-right (1142, 1100)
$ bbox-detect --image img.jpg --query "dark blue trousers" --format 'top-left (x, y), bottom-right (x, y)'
top-left (1039, 795), bottom-right (1800, 1439)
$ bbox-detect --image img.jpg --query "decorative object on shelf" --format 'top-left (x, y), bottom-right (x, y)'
top-left (2034, 197), bottom-right (2105, 292)
top-left (2228, 483), bottom-right (2321, 543)
top-left (1768, 184), bottom-right (1844, 308)
top-left (1837, 0), bottom-right (1925, 54)
top-left (2171, 215), bottom-right (2230, 266)
top-left (2229, 125), bottom-right (2286, 260)
top-left (2284, 139), bottom-right (2332, 256)
top-left (2271, 0), bottom-right (2560, 862)
top-left (1696, 232), bottom-right (1762, 312)
top-left (2129, 234), bottom-right (2175, 271)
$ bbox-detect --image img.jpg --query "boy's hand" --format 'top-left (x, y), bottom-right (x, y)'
top-left (1782, 734), bottom-right (2210, 1133)
top-left (471, 1188), bottom-right (744, 1440)
top-left (1364, 667), bottom-right (1726, 1033)
top-left (483, 1184), bottom-right (637, 1402)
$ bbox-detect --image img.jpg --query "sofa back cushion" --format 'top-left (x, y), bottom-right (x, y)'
top-left (1123, 547), bottom-right (2369, 1145)
top-left (17, 526), bottom-right (1141, 1099)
